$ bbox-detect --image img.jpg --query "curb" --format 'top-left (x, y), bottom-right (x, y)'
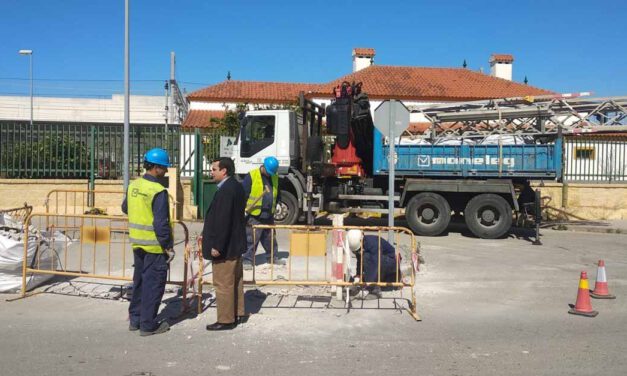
top-left (543, 222), bottom-right (627, 235)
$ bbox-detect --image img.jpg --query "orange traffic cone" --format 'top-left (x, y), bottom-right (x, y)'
top-left (590, 260), bottom-right (616, 299)
top-left (568, 271), bottom-right (598, 317)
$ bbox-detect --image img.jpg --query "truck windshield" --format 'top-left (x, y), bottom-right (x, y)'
top-left (239, 115), bottom-right (275, 157)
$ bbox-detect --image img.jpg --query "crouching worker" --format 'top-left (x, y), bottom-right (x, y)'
top-left (346, 229), bottom-right (402, 300)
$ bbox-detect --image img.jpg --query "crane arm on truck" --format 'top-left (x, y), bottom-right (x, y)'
top-left (409, 93), bottom-right (627, 138)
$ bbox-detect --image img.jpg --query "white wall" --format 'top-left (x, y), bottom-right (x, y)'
top-left (0, 94), bottom-right (173, 124)
top-left (353, 56), bottom-right (373, 72)
top-left (490, 62), bottom-right (512, 81)
top-left (189, 101), bottom-right (235, 111)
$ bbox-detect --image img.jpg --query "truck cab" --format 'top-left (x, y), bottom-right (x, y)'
top-left (232, 110), bottom-right (295, 175)
top-left (232, 109), bottom-right (305, 225)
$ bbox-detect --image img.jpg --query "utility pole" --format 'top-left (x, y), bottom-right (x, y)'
top-left (18, 49), bottom-right (33, 125)
top-left (123, 0), bottom-right (130, 191)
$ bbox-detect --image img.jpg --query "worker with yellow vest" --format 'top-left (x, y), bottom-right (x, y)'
top-left (122, 148), bottom-right (174, 336)
top-left (242, 156), bottom-right (286, 270)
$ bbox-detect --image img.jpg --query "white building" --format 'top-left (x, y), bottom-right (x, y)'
top-left (183, 49), bottom-right (548, 134)
top-left (0, 94), bottom-right (176, 125)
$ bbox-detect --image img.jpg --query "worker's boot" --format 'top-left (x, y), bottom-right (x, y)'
top-left (140, 321), bottom-right (170, 336)
top-left (271, 257), bottom-right (286, 266)
top-left (362, 286), bottom-right (382, 300)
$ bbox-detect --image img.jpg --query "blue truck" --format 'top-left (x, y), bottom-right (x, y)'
top-left (232, 85), bottom-right (561, 239)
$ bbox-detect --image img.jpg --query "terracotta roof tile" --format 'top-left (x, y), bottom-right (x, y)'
top-left (188, 65), bottom-right (553, 104)
top-left (490, 54), bottom-right (514, 63)
top-left (187, 80), bottom-right (321, 103)
top-left (182, 110), bottom-right (225, 128)
top-left (321, 65), bottom-right (552, 100)
top-left (408, 122), bottom-right (431, 134)
top-left (353, 48), bottom-right (376, 56)
top-left (568, 131), bottom-right (627, 139)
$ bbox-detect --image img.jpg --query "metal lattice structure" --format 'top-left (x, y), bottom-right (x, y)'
top-left (409, 94), bottom-right (627, 138)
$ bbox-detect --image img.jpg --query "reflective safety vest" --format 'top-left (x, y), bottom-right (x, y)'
top-left (246, 168), bottom-right (278, 216)
top-left (127, 177), bottom-right (171, 253)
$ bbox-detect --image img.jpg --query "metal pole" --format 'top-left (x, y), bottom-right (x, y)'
top-left (89, 125), bottom-right (96, 206)
top-left (123, 0), bottom-right (130, 191)
top-left (388, 101), bottom-right (395, 241)
top-left (164, 80), bottom-right (169, 133)
top-left (169, 52), bottom-right (176, 125)
top-left (29, 53), bottom-right (33, 126)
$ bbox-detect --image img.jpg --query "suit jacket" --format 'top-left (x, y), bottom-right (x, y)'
top-left (202, 177), bottom-right (247, 260)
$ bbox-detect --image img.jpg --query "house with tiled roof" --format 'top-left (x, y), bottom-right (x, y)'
top-left (183, 48), bottom-right (553, 133)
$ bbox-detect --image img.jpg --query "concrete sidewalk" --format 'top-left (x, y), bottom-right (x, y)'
top-left (544, 219), bottom-right (627, 235)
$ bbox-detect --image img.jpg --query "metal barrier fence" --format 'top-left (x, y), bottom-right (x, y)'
top-left (0, 203), bottom-right (33, 223)
top-left (564, 136), bottom-right (627, 183)
top-left (190, 224), bottom-right (421, 321)
top-left (17, 213), bottom-right (196, 313)
top-left (45, 189), bottom-right (178, 219)
top-left (0, 121), bottom-right (180, 179)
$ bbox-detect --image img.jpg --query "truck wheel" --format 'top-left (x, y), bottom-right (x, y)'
top-left (274, 190), bottom-right (299, 225)
top-left (464, 194), bottom-right (512, 239)
top-left (406, 193), bottom-right (451, 236)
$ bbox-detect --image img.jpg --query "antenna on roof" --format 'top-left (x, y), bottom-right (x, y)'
top-left (227, 71), bottom-right (232, 81)
top-left (462, 59), bottom-right (467, 68)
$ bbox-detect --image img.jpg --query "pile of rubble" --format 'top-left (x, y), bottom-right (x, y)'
top-left (0, 213), bottom-right (68, 293)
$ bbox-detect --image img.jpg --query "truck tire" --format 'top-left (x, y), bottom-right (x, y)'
top-left (274, 190), bottom-right (299, 225)
top-left (405, 193), bottom-right (451, 236)
top-left (464, 194), bottom-right (512, 239)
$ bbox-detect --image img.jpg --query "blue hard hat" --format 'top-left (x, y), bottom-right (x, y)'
top-left (263, 156), bottom-right (279, 176)
top-left (144, 148), bottom-right (171, 167)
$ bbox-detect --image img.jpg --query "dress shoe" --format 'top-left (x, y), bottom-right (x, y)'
top-left (237, 315), bottom-right (250, 324)
top-left (140, 321), bottom-right (170, 336)
top-left (129, 322), bottom-right (139, 331)
top-left (206, 322), bottom-right (237, 331)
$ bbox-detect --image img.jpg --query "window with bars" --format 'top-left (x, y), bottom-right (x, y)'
top-left (574, 147), bottom-right (595, 160)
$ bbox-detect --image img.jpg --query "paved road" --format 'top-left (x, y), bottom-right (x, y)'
top-left (2, 229), bottom-right (626, 376)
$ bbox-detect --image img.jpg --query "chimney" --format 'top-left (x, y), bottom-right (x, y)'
top-left (352, 48), bottom-right (375, 72)
top-left (489, 54), bottom-right (514, 81)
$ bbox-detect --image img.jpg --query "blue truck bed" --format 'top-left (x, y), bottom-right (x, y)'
top-left (373, 130), bottom-right (562, 179)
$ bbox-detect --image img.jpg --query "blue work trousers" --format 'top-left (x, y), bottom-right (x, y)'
top-left (243, 216), bottom-right (279, 263)
top-left (129, 249), bottom-right (168, 332)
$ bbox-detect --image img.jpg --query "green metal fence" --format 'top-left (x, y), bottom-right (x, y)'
top-left (0, 121), bottom-right (180, 179)
top-left (179, 127), bottom-right (238, 178)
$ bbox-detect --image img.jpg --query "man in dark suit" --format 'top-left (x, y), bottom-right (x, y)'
top-left (202, 157), bottom-right (247, 331)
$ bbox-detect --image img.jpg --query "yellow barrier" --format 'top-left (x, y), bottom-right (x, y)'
top-left (18, 213), bottom-right (196, 315)
top-left (0, 203), bottom-right (32, 223)
top-left (192, 224), bottom-right (421, 321)
top-left (44, 189), bottom-right (177, 219)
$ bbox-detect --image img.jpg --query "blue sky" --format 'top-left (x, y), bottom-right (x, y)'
top-left (1, 0), bottom-right (626, 97)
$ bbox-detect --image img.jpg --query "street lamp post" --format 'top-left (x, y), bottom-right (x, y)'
top-left (18, 49), bottom-right (33, 126)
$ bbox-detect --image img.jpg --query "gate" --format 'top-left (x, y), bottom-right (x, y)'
top-left (180, 128), bottom-right (236, 218)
